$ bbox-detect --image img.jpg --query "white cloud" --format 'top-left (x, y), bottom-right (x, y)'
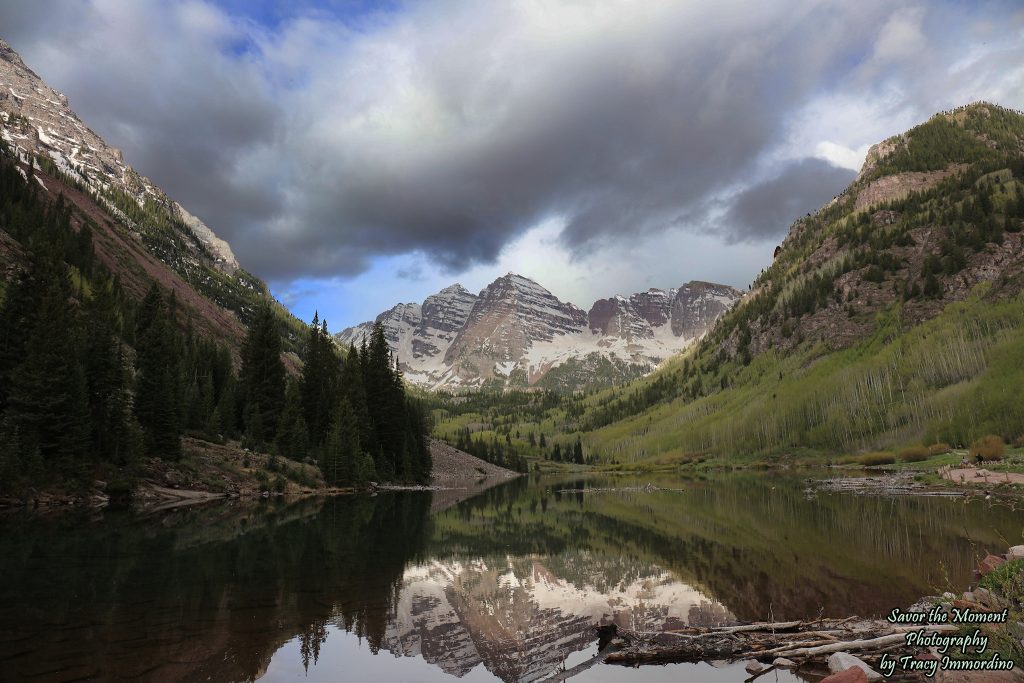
top-left (871, 6), bottom-right (928, 65)
top-left (814, 141), bottom-right (872, 172)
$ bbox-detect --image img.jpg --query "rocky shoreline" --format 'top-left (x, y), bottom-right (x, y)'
top-left (594, 543), bottom-right (1024, 682)
top-left (0, 437), bottom-right (519, 512)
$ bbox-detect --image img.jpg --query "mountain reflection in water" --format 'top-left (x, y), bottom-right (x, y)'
top-left (0, 472), bottom-right (1020, 682)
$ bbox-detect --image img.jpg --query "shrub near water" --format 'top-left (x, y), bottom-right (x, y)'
top-left (927, 442), bottom-right (951, 456)
top-left (975, 558), bottom-right (1024, 662)
top-left (898, 446), bottom-right (930, 462)
top-left (858, 452), bottom-right (896, 466)
top-left (970, 435), bottom-right (1006, 461)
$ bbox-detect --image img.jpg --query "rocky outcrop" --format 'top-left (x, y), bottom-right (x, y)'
top-left (334, 284), bottom-right (480, 375)
top-left (853, 164), bottom-right (967, 212)
top-left (855, 136), bottom-right (902, 183)
top-left (670, 281), bottom-right (744, 338)
top-left (630, 288), bottom-right (674, 326)
top-left (416, 284), bottom-right (478, 355)
top-left (588, 296), bottom-right (650, 338)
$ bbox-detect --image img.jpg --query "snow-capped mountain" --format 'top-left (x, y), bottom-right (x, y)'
top-left (335, 273), bottom-right (743, 389)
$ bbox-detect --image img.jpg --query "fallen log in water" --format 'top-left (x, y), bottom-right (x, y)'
top-left (600, 618), bottom-right (959, 669)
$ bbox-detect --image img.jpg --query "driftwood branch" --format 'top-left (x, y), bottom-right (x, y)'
top-left (601, 619), bottom-right (960, 670)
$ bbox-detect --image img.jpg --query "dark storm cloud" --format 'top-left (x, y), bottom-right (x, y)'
top-left (0, 1), bottom-right (1020, 283)
top-left (722, 159), bottom-right (856, 242)
top-left (245, 0), bottom-right (898, 277)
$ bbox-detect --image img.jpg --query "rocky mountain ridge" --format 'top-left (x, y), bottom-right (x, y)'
top-left (336, 273), bottom-right (742, 389)
top-left (0, 40), bottom-right (240, 274)
top-left (0, 38), bottom-right (304, 354)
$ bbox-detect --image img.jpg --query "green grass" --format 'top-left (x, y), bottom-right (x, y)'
top-left (432, 289), bottom-right (1024, 468)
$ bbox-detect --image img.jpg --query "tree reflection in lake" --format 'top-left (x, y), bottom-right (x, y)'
top-left (0, 472), bottom-right (1021, 683)
top-left (0, 493), bottom-right (431, 681)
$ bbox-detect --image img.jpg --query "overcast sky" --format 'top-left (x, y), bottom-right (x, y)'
top-left (2, 0), bottom-right (1023, 330)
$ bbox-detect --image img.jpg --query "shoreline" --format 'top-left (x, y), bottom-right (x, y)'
top-left (0, 436), bottom-right (521, 513)
top-left (598, 543), bottom-right (1024, 680)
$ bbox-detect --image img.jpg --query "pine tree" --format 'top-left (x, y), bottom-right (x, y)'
top-left (134, 284), bottom-right (182, 460)
top-left (301, 313), bottom-right (340, 447)
top-left (212, 377), bottom-right (238, 437)
top-left (5, 252), bottom-right (90, 467)
top-left (239, 302), bottom-right (286, 447)
top-left (363, 322), bottom-right (401, 476)
top-left (82, 274), bottom-right (134, 463)
top-left (275, 379), bottom-right (309, 460)
top-left (341, 344), bottom-right (373, 452)
top-left (322, 397), bottom-right (358, 486)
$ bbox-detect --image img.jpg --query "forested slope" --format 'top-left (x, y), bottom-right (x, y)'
top-left (431, 103), bottom-right (1024, 464)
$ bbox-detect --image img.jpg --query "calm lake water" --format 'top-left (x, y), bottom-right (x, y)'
top-left (1, 472), bottom-right (1021, 682)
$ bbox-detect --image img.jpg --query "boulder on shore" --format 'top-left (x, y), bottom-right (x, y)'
top-left (828, 652), bottom-right (882, 681)
top-left (744, 660), bottom-right (766, 675)
top-left (822, 667), bottom-right (868, 683)
top-left (978, 554), bottom-right (1006, 576)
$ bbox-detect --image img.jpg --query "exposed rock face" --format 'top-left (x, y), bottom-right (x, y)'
top-left (336, 273), bottom-right (742, 389)
top-left (720, 102), bottom-right (1024, 365)
top-left (445, 274), bottom-right (589, 381)
top-left (334, 284), bottom-right (479, 363)
top-left (418, 284), bottom-right (479, 356)
top-left (588, 296), bottom-right (651, 339)
top-left (855, 136), bottom-right (902, 183)
top-left (0, 39), bottom-right (288, 357)
top-left (670, 281), bottom-right (744, 338)
top-left (853, 164), bottom-right (967, 212)
top-left (630, 288), bottom-right (674, 326)
top-left (0, 39), bottom-right (239, 274)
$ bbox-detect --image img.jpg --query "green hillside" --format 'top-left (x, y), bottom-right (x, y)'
top-left (430, 103), bottom-right (1024, 464)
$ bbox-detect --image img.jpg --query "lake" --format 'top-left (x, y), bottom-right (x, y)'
top-left (1, 472), bottom-right (1021, 682)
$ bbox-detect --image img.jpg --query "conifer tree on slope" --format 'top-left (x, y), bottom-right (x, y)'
top-left (134, 284), bottom-right (182, 460)
top-left (321, 396), bottom-right (359, 486)
top-left (364, 322), bottom-right (402, 479)
top-left (275, 379), bottom-right (309, 461)
top-left (240, 302), bottom-right (286, 447)
top-left (301, 313), bottom-right (340, 448)
top-left (5, 248), bottom-right (90, 467)
top-left (81, 273), bottom-right (134, 464)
